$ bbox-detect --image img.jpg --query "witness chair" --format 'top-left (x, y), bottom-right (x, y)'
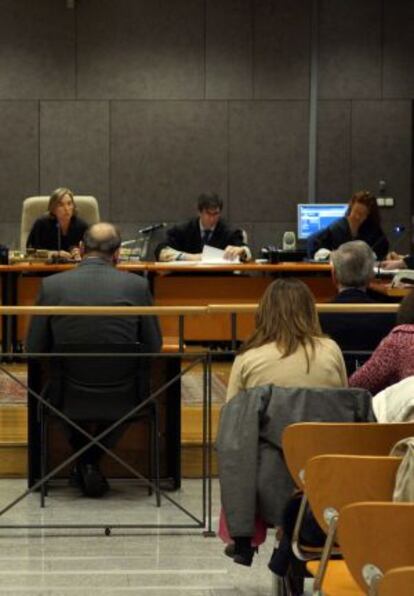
top-left (20, 195), bottom-right (100, 251)
top-left (38, 343), bottom-right (160, 507)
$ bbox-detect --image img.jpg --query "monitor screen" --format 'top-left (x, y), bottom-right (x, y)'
top-left (297, 203), bottom-right (348, 239)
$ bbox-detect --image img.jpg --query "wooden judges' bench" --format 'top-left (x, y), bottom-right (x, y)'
top-left (0, 260), bottom-right (405, 349)
top-left (0, 261), bottom-right (336, 349)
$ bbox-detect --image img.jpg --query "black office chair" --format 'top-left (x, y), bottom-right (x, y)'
top-left (38, 343), bottom-right (160, 507)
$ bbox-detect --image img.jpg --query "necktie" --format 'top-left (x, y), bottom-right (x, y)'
top-left (202, 230), bottom-right (211, 246)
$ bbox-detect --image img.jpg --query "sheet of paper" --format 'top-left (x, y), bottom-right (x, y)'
top-left (201, 244), bottom-right (240, 264)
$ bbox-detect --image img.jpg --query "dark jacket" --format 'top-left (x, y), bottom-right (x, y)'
top-left (26, 214), bottom-right (88, 252)
top-left (320, 289), bottom-right (396, 374)
top-left (216, 384), bottom-right (374, 538)
top-left (404, 255), bottom-right (414, 269)
top-left (307, 216), bottom-right (389, 259)
top-left (26, 256), bottom-right (162, 354)
top-left (154, 217), bottom-right (245, 260)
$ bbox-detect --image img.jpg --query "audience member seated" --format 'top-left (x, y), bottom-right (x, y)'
top-left (26, 222), bottom-right (162, 498)
top-left (319, 240), bottom-right (396, 373)
top-left (372, 376), bottom-right (414, 422)
top-left (226, 278), bottom-right (348, 402)
top-left (154, 192), bottom-right (251, 262)
top-left (26, 187), bottom-right (88, 260)
top-left (349, 290), bottom-right (414, 394)
top-left (307, 190), bottom-right (389, 259)
top-left (381, 252), bottom-right (414, 270)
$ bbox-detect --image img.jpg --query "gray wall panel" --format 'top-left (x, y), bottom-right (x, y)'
top-left (40, 102), bottom-right (110, 217)
top-left (228, 101), bottom-right (309, 222)
top-left (383, 1), bottom-right (414, 98)
top-left (111, 101), bottom-right (228, 222)
top-left (351, 100), bottom-right (412, 234)
top-left (0, 0), bottom-right (75, 99)
top-left (319, 0), bottom-right (381, 99)
top-left (206, 0), bottom-right (253, 99)
top-left (0, 101), bottom-right (39, 222)
top-left (254, 0), bottom-right (310, 99)
top-left (317, 101), bottom-right (352, 200)
top-left (77, 0), bottom-right (204, 99)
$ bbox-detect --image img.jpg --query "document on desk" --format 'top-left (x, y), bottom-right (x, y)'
top-left (201, 245), bottom-right (240, 264)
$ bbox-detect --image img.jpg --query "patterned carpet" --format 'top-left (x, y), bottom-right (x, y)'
top-left (0, 363), bottom-right (230, 407)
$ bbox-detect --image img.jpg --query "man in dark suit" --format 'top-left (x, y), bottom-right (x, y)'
top-left (154, 192), bottom-right (251, 261)
top-left (27, 222), bottom-right (162, 497)
top-left (319, 240), bottom-right (395, 373)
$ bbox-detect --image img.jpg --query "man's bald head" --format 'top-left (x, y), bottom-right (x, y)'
top-left (82, 222), bottom-right (122, 258)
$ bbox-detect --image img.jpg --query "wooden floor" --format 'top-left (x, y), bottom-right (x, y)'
top-left (0, 361), bottom-right (226, 478)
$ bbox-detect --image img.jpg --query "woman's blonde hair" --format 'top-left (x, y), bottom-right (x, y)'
top-left (47, 187), bottom-right (76, 216)
top-left (240, 278), bottom-right (324, 371)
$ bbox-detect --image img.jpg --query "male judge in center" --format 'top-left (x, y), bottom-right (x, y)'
top-left (154, 192), bottom-right (251, 262)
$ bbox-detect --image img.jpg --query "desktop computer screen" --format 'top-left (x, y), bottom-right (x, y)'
top-left (297, 203), bottom-right (348, 239)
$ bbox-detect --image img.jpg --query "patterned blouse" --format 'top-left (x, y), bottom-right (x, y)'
top-left (349, 325), bottom-right (414, 395)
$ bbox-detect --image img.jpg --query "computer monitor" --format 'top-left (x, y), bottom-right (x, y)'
top-left (297, 203), bottom-right (348, 240)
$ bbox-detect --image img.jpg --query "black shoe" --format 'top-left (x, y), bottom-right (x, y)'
top-left (224, 543), bottom-right (236, 558)
top-left (68, 465), bottom-right (83, 488)
top-left (232, 538), bottom-right (258, 567)
top-left (79, 463), bottom-right (109, 498)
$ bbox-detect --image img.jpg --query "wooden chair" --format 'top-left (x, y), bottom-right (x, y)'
top-left (337, 503), bottom-right (414, 595)
top-left (282, 422), bottom-right (414, 489)
top-left (281, 423), bottom-right (414, 563)
top-left (378, 567), bottom-right (414, 596)
top-left (305, 454), bottom-right (402, 593)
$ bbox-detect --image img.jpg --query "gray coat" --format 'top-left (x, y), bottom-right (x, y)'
top-left (216, 384), bottom-right (374, 537)
top-left (26, 256), bottom-right (161, 353)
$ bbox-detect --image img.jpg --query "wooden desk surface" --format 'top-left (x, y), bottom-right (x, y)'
top-left (0, 260), bottom-right (331, 274)
top-left (370, 281), bottom-right (412, 298)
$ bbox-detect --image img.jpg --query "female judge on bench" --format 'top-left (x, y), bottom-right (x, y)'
top-left (26, 187), bottom-right (88, 261)
top-left (307, 190), bottom-right (389, 260)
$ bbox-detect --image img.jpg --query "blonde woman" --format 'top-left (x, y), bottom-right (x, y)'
top-left (226, 278), bottom-right (347, 402)
top-left (26, 187), bottom-right (88, 260)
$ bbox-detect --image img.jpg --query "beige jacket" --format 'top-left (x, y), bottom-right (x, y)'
top-left (390, 437), bottom-right (414, 502)
top-left (226, 337), bottom-right (348, 402)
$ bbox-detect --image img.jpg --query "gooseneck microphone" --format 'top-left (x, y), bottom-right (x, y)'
top-left (137, 222), bottom-right (167, 234)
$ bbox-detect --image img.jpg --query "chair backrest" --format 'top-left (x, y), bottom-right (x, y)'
top-left (338, 503), bottom-right (414, 593)
top-left (379, 567), bottom-right (414, 596)
top-left (21, 195), bottom-right (100, 251)
top-left (49, 343), bottom-right (145, 422)
top-left (305, 454), bottom-right (401, 533)
top-left (282, 422), bottom-right (414, 488)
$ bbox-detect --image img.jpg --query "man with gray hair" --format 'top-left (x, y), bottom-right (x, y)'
top-left (320, 239), bottom-right (395, 373)
top-left (330, 240), bottom-right (376, 303)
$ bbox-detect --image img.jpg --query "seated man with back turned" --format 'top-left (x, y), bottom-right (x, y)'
top-left (154, 192), bottom-right (251, 262)
top-left (320, 240), bottom-right (395, 372)
top-left (26, 222), bottom-right (162, 498)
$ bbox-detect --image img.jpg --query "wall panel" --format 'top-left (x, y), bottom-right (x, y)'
top-left (110, 101), bottom-right (228, 222)
top-left (351, 100), bottom-right (412, 236)
top-left (40, 102), bottom-right (110, 217)
top-left (206, 0), bottom-right (253, 99)
top-left (254, 0), bottom-right (311, 99)
top-left (77, 0), bottom-right (204, 100)
top-left (319, 0), bottom-right (381, 99)
top-left (383, 1), bottom-right (414, 98)
top-left (0, 0), bottom-right (75, 99)
top-left (228, 101), bottom-right (309, 222)
top-left (317, 101), bottom-right (352, 200)
top-left (0, 101), bottom-right (39, 223)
